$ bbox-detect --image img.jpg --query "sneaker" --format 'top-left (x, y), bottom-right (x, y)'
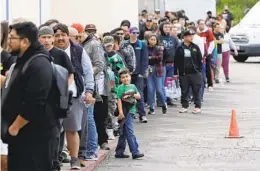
top-left (70, 157), bottom-right (81, 170)
top-left (215, 79), bottom-right (220, 84)
top-left (162, 105), bottom-right (167, 114)
top-left (208, 86), bottom-right (214, 92)
top-left (179, 108), bottom-right (188, 113)
top-left (148, 108), bottom-right (155, 115)
top-left (106, 129), bottom-right (115, 140)
top-left (100, 143), bottom-right (110, 150)
top-left (139, 116), bottom-right (148, 123)
top-left (226, 77), bottom-right (230, 83)
top-left (132, 153), bottom-right (145, 159)
top-left (60, 151), bottom-right (70, 163)
top-left (192, 108), bottom-right (201, 114)
top-left (85, 154), bottom-right (98, 161)
top-left (115, 153), bottom-right (130, 158)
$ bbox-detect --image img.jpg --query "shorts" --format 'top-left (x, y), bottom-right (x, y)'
top-left (63, 97), bottom-right (84, 132)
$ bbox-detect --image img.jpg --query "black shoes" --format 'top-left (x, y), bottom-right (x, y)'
top-left (132, 153), bottom-right (145, 159)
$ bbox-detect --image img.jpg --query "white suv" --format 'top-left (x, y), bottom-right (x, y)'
top-left (229, 1), bottom-right (260, 62)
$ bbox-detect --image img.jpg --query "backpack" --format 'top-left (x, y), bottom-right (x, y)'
top-left (21, 54), bottom-right (73, 119)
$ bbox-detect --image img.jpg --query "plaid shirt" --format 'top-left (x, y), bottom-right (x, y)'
top-left (148, 45), bottom-right (164, 76)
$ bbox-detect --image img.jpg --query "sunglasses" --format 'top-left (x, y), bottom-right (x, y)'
top-left (132, 32), bottom-right (139, 35)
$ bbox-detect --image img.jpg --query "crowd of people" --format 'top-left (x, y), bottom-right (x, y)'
top-left (0, 6), bottom-right (237, 171)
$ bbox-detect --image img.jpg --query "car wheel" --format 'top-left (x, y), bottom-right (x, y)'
top-left (233, 55), bottom-right (249, 62)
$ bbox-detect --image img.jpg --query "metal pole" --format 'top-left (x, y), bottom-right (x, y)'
top-left (6, 0), bottom-right (9, 20)
top-left (39, 0), bottom-right (42, 25)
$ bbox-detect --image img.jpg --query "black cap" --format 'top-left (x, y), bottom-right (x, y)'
top-left (183, 30), bottom-right (194, 37)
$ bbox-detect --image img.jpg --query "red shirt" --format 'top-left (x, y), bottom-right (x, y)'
top-left (199, 28), bottom-right (215, 56)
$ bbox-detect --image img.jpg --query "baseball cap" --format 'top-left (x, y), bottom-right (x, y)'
top-left (38, 26), bottom-right (54, 36)
top-left (129, 27), bottom-right (139, 34)
top-left (71, 23), bottom-right (84, 33)
top-left (146, 17), bottom-right (153, 22)
top-left (85, 24), bottom-right (97, 31)
top-left (103, 36), bottom-right (114, 46)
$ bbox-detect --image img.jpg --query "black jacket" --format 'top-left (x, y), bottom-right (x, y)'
top-left (1, 42), bottom-right (55, 145)
top-left (174, 42), bottom-right (202, 76)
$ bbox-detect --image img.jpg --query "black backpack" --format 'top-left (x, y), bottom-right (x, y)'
top-left (21, 54), bottom-right (73, 119)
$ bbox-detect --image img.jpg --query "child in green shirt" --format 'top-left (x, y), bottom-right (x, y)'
top-left (115, 68), bottom-right (144, 159)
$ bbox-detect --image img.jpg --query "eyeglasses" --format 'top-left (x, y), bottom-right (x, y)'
top-left (8, 36), bottom-right (22, 40)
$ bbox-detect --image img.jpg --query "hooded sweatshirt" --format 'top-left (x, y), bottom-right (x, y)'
top-left (158, 22), bottom-right (179, 63)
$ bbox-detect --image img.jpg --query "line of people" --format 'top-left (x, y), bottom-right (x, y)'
top-left (0, 8), bottom-right (238, 171)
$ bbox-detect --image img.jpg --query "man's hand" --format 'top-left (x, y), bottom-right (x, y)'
top-left (8, 124), bottom-right (19, 136)
top-left (118, 113), bottom-right (125, 121)
top-left (85, 92), bottom-right (95, 104)
top-left (122, 94), bottom-right (131, 99)
top-left (173, 75), bottom-right (178, 80)
top-left (1, 155), bottom-right (8, 171)
top-left (219, 38), bottom-right (224, 44)
top-left (234, 50), bottom-right (238, 56)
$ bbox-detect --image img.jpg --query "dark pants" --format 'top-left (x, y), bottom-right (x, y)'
top-left (8, 134), bottom-right (53, 171)
top-left (94, 96), bottom-right (109, 146)
top-left (115, 114), bottom-right (139, 156)
top-left (179, 72), bottom-right (202, 108)
top-left (143, 78), bottom-right (147, 104)
top-left (131, 75), bottom-right (146, 117)
top-left (206, 56), bottom-right (213, 87)
top-left (51, 119), bottom-right (63, 171)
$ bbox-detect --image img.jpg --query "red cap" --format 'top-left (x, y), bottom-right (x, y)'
top-left (71, 23), bottom-right (84, 33)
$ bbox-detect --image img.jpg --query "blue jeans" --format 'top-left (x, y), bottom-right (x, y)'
top-left (131, 75), bottom-right (146, 117)
top-left (147, 66), bottom-right (165, 110)
top-left (115, 114), bottom-right (139, 156)
top-left (156, 67), bottom-right (166, 105)
top-left (201, 64), bottom-right (206, 99)
top-left (85, 104), bottom-right (98, 156)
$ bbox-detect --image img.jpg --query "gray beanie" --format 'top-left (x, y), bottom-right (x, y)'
top-left (38, 26), bottom-right (54, 36)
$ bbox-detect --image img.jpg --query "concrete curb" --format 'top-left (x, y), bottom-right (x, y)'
top-left (61, 140), bottom-right (117, 171)
top-left (82, 140), bottom-right (117, 171)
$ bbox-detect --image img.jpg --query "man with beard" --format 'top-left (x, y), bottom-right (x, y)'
top-left (1, 21), bottom-right (55, 171)
top-left (53, 23), bottom-right (94, 170)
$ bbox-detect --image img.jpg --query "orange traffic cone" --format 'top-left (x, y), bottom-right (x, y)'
top-left (225, 109), bottom-right (244, 138)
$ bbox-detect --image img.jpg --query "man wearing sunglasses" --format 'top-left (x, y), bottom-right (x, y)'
top-left (125, 27), bottom-right (148, 123)
top-left (111, 27), bottom-right (135, 73)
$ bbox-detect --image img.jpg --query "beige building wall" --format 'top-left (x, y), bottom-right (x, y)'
top-left (50, 0), bottom-right (139, 33)
top-left (8, 0), bottom-right (40, 25)
top-left (2, 0), bottom-right (138, 33)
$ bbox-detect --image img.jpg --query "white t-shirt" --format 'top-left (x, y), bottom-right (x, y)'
top-left (1, 139), bottom-right (8, 155)
top-left (64, 44), bottom-right (78, 97)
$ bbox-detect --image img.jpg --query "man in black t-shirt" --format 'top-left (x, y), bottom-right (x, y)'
top-left (213, 23), bottom-right (224, 83)
top-left (38, 26), bottom-right (74, 171)
top-left (38, 26), bottom-right (74, 81)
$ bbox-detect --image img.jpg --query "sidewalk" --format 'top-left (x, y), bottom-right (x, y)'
top-left (61, 140), bottom-right (117, 171)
